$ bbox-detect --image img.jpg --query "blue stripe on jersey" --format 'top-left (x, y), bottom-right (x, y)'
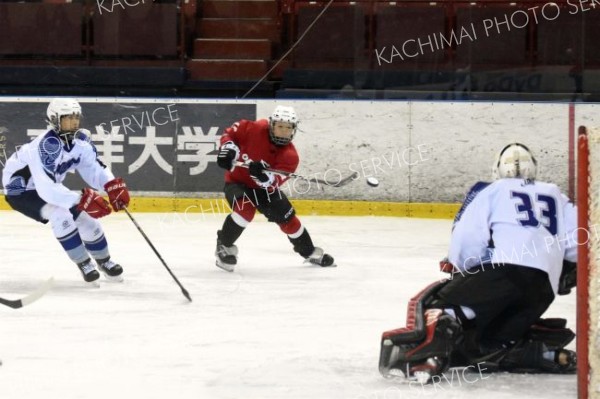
top-left (453, 181), bottom-right (491, 226)
top-left (5, 176), bottom-right (26, 196)
top-left (74, 130), bottom-right (91, 143)
top-left (57, 229), bottom-right (84, 251)
top-left (55, 156), bottom-right (81, 175)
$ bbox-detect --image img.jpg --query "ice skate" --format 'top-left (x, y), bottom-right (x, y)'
top-left (97, 257), bottom-right (124, 282)
top-left (305, 247), bottom-right (336, 267)
top-left (498, 342), bottom-right (577, 374)
top-left (215, 239), bottom-right (238, 272)
top-left (555, 349), bottom-right (577, 373)
top-left (77, 259), bottom-right (100, 284)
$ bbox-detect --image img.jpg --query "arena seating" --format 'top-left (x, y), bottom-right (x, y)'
top-left (278, 0), bottom-right (600, 99)
top-left (0, 3), bottom-right (184, 95)
top-left (292, 2), bottom-right (369, 69)
top-left (0, 4), bottom-right (83, 56)
top-left (186, 0), bottom-right (279, 80)
top-left (0, 0), bottom-right (599, 99)
top-left (453, 4), bottom-right (529, 66)
top-left (374, 2), bottom-right (447, 68)
top-left (92, 4), bottom-right (178, 57)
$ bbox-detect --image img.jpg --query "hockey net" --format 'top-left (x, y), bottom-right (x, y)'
top-left (578, 126), bottom-right (600, 399)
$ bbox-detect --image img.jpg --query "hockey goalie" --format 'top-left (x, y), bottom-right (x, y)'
top-left (379, 143), bottom-right (578, 383)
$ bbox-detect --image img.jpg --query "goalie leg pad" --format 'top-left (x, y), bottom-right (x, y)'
top-left (499, 340), bottom-right (576, 374)
top-left (526, 318), bottom-right (575, 350)
top-left (496, 317), bottom-right (576, 374)
top-left (379, 281), bottom-right (462, 382)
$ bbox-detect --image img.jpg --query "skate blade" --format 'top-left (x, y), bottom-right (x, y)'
top-left (303, 260), bottom-right (338, 268)
top-left (102, 274), bottom-right (124, 283)
top-left (215, 260), bottom-right (235, 273)
top-left (84, 280), bottom-right (101, 288)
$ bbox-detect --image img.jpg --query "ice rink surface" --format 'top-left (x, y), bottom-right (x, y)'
top-left (0, 211), bottom-right (576, 399)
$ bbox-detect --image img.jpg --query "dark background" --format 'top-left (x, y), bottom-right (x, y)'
top-left (0, 101), bottom-right (256, 193)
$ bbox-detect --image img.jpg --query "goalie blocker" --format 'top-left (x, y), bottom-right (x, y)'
top-left (379, 279), bottom-right (577, 383)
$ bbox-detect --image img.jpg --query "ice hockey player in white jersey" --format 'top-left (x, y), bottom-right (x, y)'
top-left (1, 98), bottom-right (131, 284)
top-left (379, 143), bottom-right (578, 383)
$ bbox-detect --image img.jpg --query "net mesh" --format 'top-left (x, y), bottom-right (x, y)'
top-left (588, 127), bottom-right (600, 398)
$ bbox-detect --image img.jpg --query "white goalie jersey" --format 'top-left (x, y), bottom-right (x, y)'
top-left (2, 129), bottom-right (114, 208)
top-left (448, 178), bottom-right (578, 294)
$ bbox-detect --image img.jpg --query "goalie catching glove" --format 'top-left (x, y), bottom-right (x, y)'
top-left (104, 177), bottom-right (130, 211)
top-left (248, 160), bottom-right (276, 188)
top-left (77, 188), bottom-right (111, 218)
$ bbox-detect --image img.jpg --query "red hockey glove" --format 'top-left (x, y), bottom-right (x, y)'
top-left (77, 188), bottom-right (112, 219)
top-left (104, 177), bottom-right (130, 211)
top-left (439, 257), bottom-right (456, 274)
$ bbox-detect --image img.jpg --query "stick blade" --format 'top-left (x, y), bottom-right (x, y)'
top-left (21, 277), bottom-right (55, 307)
top-left (0, 277), bottom-right (55, 309)
top-left (182, 288), bottom-right (193, 302)
top-left (332, 172), bottom-right (360, 187)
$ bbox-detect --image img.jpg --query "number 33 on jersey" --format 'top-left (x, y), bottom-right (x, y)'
top-left (448, 177), bottom-right (577, 295)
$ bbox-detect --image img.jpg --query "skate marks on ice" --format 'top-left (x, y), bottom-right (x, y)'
top-left (203, 350), bottom-right (576, 399)
top-left (0, 212), bottom-right (577, 399)
top-left (330, 355), bottom-right (576, 399)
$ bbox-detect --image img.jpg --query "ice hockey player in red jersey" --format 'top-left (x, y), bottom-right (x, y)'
top-left (2, 98), bottom-right (130, 284)
top-left (214, 105), bottom-right (335, 272)
top-left (379, 143), bottom-right (578, 383)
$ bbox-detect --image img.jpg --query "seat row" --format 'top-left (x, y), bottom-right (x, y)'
top-left (288, 1), bottom-right (600, 69)
top-left (0, 3), bottom-right (180, 58)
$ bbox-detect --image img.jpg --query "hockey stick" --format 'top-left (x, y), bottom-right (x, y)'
top-left (234, 161), bottom-right (358, 188)
top-left (123, 208), bottom-right (192, 302)
top-left (0, 277), bottom-right (54, 309)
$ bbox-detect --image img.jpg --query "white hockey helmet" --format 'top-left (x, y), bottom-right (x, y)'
top-left (268, 105), bottom-right (298, 146)
top-left (492, 143), bottom-right (537, 180)
top-left (46, 98), bottom-right (82, 135)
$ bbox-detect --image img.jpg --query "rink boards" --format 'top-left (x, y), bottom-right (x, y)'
top-left (1, 97), bottom-right (599, 215)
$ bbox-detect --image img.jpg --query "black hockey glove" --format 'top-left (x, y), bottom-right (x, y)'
top-left (248, 160), bottom-right (271, 183)
top-left (217, 141), bottom-right (240, 171)
top-left (558, 260), bottom-right (577, 296)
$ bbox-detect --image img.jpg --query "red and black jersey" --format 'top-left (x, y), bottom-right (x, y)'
top-left (220, 119), bottom-right (299, 189)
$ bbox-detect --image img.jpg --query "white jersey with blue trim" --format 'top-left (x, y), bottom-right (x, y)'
top-left (448, 178), bottom-right (577, 294)
top-left (1, 129), bottom-right (114, 208)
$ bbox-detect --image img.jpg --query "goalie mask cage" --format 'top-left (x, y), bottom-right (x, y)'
top-left (578, 126), bottom-right (600, 399)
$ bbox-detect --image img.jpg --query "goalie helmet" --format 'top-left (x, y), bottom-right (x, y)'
top-left (492, 143), bottom-right (537, 180)
top-left (46, 98), bottom-right (82, 141)
top-left (268, 105), bottom-right (298, 146)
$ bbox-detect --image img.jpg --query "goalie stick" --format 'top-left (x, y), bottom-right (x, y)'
top-left (0, 277), bottom-right (54, 309)
top-left (234, 161), bottom-right (358, 188)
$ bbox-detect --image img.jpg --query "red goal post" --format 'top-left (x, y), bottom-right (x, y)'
top-left (577, 125), bottom-right (599, 399)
